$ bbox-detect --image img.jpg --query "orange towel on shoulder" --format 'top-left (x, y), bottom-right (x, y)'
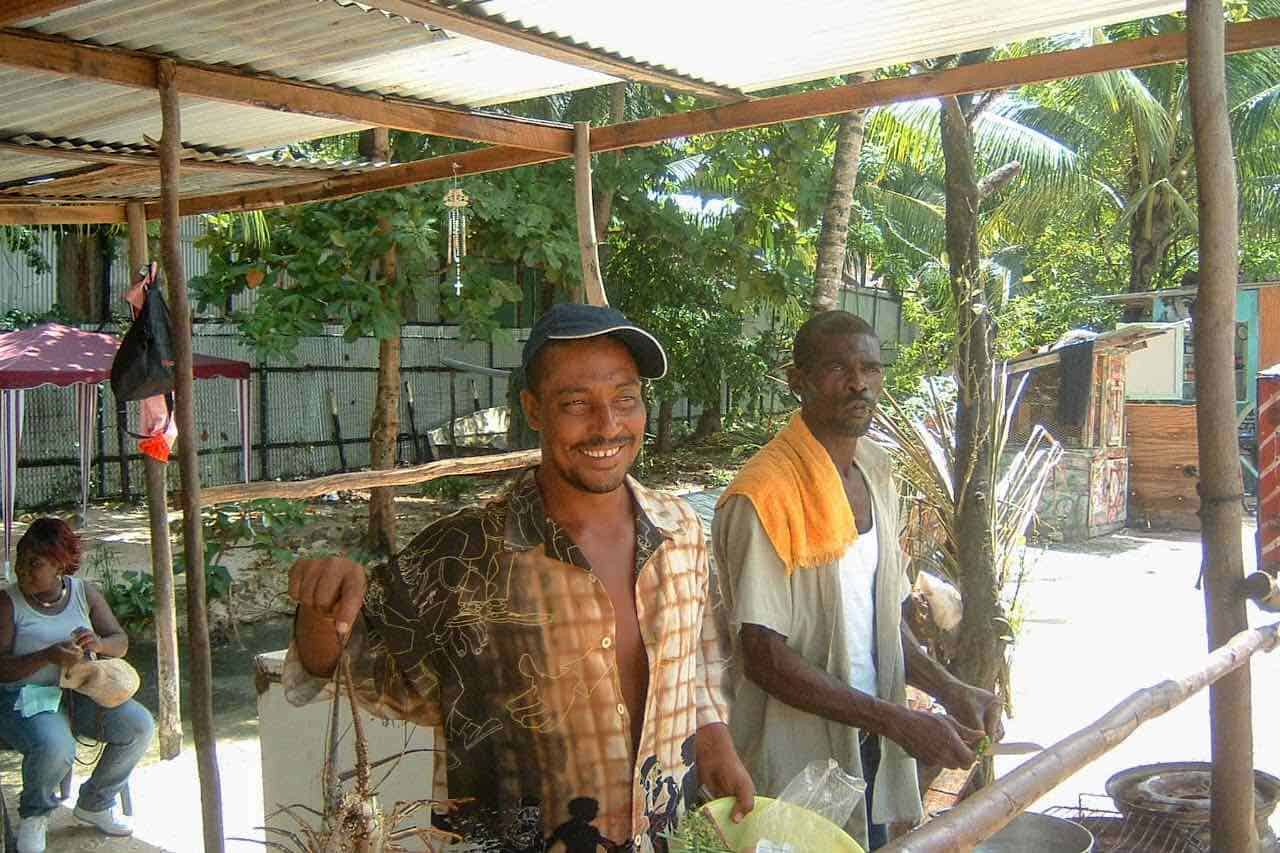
top-left (717, 413), bottom-right (856, 574)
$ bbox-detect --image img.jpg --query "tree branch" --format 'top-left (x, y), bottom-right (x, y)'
top-left (976, 161), bottom-right (1024, 200)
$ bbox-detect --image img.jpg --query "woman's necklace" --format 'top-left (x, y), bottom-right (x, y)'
top-left (32, 577), bottom-right (67, 609)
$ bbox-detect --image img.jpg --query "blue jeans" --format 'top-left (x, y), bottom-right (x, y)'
top-left (0, 688), bottom-right (155, 818)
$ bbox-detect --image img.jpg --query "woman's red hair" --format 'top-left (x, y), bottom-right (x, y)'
top-left (15, 517), bottom-right (82, 575)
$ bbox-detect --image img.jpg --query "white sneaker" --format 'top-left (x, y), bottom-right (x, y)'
top-left (73, 803), bottom-right (133, 837)
top-left (16, 815), bottom-right (47, 853)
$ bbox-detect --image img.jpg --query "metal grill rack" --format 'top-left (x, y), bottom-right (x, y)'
top-left (1046, 796), bottom-right (1209, 853)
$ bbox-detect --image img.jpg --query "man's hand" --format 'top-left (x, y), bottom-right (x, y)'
top-left (288, 556), bottom-right (368, 636)
top-left (695, 723), bottom-right (755, 823)
top-left (939, 683), bottom-right (1004, 743)
top-left (888, 708), bottom-right (983, 769)
top-left (44, 641), bottom-right (83, 669)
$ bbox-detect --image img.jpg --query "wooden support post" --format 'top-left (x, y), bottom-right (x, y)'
top-left (1187, 3), bottom-right (1257, 851)
top-left (573, 121), bottom-right (608, 307)
top-left (157, 60), bottom-right (224, 853)
top-left (126, 201), bottom-right (183, 761)
top-left (366, 127), bottom-right (400, 555)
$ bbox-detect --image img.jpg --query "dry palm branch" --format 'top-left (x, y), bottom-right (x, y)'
top-left (871, 368), bottom-right (1063, 695)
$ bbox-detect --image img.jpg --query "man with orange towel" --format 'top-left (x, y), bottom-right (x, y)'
top-left (714, 310), bottom-right (1003, 850)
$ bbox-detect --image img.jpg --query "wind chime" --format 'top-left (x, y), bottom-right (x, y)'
top-left (444, 163), bottom-right (470, 296)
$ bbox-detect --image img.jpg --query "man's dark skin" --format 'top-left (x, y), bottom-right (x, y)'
top-left (290, 335), bottom-right (755, 820)
top-left (739, 325), bottom-right (1003, 770)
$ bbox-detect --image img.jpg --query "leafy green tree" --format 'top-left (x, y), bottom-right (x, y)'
top-left (1006, 6), bottom-right (1280, 317)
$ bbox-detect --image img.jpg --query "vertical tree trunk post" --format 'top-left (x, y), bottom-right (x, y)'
top-left (364, 127), bottom-right (400, 556)
top-left (940, 90), bottom-right (1004, 788)
top-left (126, 201), bottom-right (183, 761)
top-left (1187, 2), bottom-right (1257, 850)
top-left (592, 82), bottom-right (627, 248)
top-left (813, 73), bottom-right (870, 313)
top-left (574, 121), bottom-right (608, 307)
top-left (157, 59), bottom-right (225, 853)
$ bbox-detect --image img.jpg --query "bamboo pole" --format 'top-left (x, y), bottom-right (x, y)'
top-left (157, 59), bottom-right (224, 853)
top-left (573, 121), bottom-right (608, 306)
top-left (880, 622), bottom-right (1280, 853)
top-left (198, 448), bottom-right (540, 507)
top-left (126, 201), bottom-right (183, 760)
top-left (1187, 3), bottom-right (1256, 850)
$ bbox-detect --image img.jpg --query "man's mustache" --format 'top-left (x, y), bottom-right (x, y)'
top-left (574, 435), bottom-right (635, 451)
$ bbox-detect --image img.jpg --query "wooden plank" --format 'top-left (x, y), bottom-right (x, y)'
top-left (1260, 287), bottom-right (1280, 371)
top-left (0, 0), bottom-right (83, 27)
top-left (198, 448), bottom-right (540, 506)
top-left (1125, 402), bottom-right (1202, 529)
top-left (0, 29), bottom-right (575, 153)
top-left (158, 60), bottom-right (224, 853)
top-left (144, 144), bottom-right (562, 218)
top-left (374, 0), bottom-right (744, 103)
top-left (0, 139), bottom-right (346, 178)
top-left (588, 17), bottom-right (1280, 153)
top-left (0, 202), bottom-right (124, 223)
top-left (2, 163), bottom-right (150, 197)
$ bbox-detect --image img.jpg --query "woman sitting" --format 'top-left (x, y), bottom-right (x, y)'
top-left (0, 518), bottom-right (154, 853)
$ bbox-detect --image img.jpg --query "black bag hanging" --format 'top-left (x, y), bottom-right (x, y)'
top-left (110, 262), bottom-right (176, 402)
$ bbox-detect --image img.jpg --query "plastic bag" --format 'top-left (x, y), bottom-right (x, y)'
top-left (778, 758), bottom-right (866, 827)
top-left (749, 759), bottom-right (867, 852)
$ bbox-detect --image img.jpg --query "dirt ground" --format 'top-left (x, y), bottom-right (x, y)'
top-left (4, 475), bottom-right (1278, 850)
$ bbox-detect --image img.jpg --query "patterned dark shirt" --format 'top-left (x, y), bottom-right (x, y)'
top-left (285, 469), bottom-right (730, 852)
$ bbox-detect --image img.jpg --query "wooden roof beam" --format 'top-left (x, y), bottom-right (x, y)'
top-left (0, 0), bottom-right (83, 27)
top-left (147, 17), bottom-right (1280, 219)
top-left (142, 144), bottom-right (563, 219)
top-left (589, 16), bottom-right (1280, 152)
top-left (0, 202), bottom-right (125, 224)
top-left (0, 28), bottom-right (576, 153)
top-left (0, 138), bottom-right (349, 178)
top-left (374, 0), bottom-right (745, 104)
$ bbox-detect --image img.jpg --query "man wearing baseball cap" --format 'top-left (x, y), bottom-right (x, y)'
top-left (285, 304), bottom-right (753, 852)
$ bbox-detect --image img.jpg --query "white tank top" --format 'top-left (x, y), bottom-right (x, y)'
top-left (4, 577), bottom-right (92, 687)
top-left (839, 519), bottom-right (880, 697)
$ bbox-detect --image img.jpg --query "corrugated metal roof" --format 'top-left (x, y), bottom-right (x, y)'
top-left (25, 0), bottom-right (613, 106)
top-left (471, 0), bottom-right (1182, 92)
top-left (0, 0), bottom-right (1194, 208)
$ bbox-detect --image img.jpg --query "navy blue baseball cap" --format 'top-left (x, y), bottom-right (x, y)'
top-left (522, 304), bottom-right (668, 380)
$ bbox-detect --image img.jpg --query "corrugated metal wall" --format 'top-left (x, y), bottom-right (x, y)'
top-left (0, 227), bottom-right (58, 313)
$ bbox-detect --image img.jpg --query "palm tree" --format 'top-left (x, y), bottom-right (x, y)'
top-left (1001, 13), bottom-right (1280, 318)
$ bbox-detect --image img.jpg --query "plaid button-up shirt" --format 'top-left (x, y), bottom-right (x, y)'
top-left (284, 469), bottom-right (731, 852)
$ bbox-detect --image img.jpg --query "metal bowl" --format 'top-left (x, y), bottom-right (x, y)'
top-left (973, 811), bottom-right (1094, 853)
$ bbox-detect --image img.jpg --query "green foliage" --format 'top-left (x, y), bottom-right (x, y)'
top-left (101, 571), bottom-right (156, 638)
top-left (191, 188), bottom-right (442, 357)
top-left (91, 547), bottom-right (155, 637)
top-left (171, 499), bottom-right (310, 604)
top-left (0, 304), bottom-right (75, 332)
top-left (0, 226), bottom-right (51, 275)
top-left (420, 476), bottom-right (472, 502)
